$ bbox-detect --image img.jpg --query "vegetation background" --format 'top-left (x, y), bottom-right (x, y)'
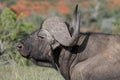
top-left (0, 0), bottom-right (120, 80)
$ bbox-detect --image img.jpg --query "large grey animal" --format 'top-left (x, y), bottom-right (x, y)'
top-left (16, 5), bottom-right (120, 80)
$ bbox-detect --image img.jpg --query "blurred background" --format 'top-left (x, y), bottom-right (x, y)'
top-left (0, 0), bottom-right (120, 80)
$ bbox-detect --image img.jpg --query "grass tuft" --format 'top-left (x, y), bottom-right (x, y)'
top-left (0, 64), bottom-right (64, 80)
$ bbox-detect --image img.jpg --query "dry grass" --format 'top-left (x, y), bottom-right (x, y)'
top-left (0, 64), bottom-right (64, 80)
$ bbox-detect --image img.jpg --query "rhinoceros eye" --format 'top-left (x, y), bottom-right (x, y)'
top-left (37, 30), bottom-right (47, 39)
top-left (38, 35), bottom-right (45, 39)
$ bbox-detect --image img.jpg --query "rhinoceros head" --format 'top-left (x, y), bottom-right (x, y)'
top-left (16, 5), bottom-right (80, 67)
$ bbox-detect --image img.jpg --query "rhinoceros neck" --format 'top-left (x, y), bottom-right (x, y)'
top-left (56, 47), bottom-right (76, 80)
top-left (52, 33), bottom-right (89, 80)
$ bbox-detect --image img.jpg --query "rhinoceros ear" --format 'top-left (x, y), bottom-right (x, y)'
top-left (42, 5), bottom-right (80, 46)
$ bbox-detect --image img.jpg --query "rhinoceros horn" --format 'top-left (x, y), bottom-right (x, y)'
top-left (42, 5), bottom-right (80, 46)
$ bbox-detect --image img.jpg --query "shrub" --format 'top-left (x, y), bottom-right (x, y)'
top-left (0, 8), bottom-right (36, 66)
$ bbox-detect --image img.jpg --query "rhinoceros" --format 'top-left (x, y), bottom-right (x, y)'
top-left (16, 5), bottom-right (120, 80)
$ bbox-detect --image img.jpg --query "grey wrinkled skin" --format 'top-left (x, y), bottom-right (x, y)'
top-left (16, 5), bottom-right (120, 80)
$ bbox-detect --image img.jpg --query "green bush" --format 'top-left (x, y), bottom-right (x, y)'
top-left (112, 20), bottom-right (120, 34)
top-left (111, 6), bottom-right (120, 34)
top-left (0, 8), bottom-right (36, 66)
